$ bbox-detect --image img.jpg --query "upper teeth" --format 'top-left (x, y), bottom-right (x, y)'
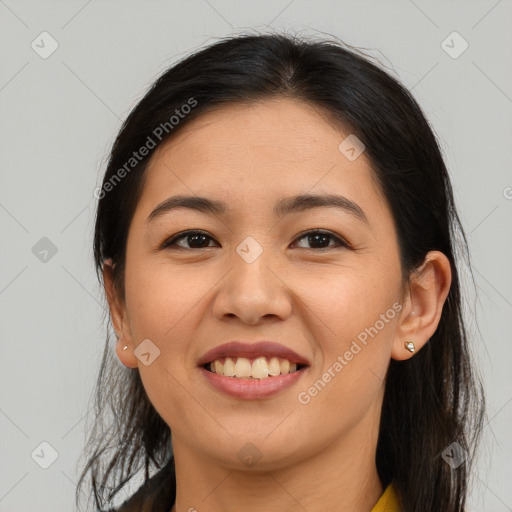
top-left (209, 357), bottom-right (299, 379)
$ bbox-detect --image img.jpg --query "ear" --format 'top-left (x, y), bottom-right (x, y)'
top-left (103, 259), bottom-right (138, 369)
top-left (392, 251), bottom-right (452, 361)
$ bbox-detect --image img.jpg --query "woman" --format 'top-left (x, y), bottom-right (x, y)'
top-left (77, 33), bottom-right (484, 512)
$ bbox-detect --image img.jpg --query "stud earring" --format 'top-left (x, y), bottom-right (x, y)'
top-left (122, 345), bottom-right (128, 351)
top-left (404, 341), bottom-right (416, 353)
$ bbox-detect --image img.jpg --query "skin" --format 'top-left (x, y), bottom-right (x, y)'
top-left (103, 98), bottom-right (451, 512)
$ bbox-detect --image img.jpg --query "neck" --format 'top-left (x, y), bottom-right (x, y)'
top-left (169, 421), bottom-right (383, 512)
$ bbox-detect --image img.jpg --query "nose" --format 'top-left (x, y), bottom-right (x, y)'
top-left (212, 246), bottom-right (293, 325)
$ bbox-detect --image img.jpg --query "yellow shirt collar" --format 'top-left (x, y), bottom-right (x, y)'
top-left (370, 483), bottom-right (400, 512)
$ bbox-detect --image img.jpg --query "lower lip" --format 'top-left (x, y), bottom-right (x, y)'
top-left (199, 366), bottom-right (307, 399)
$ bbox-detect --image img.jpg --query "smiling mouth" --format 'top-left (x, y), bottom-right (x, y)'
top-left (203, 356), bottom-right (307, 379)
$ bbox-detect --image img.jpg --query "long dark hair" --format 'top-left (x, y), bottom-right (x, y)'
top-left (77, 32), bottom-right (485, 512)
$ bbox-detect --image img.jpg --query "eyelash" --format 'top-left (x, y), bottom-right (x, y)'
top-left (160, 229), bottom-right (349, 251)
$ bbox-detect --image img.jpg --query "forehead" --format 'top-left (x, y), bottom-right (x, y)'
top-left (138, 98), bottom-right (385, 215)
top-left (155, 99), bottom-right (362, 162)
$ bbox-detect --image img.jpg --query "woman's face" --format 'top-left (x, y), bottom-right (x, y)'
top-left (111, 98), bottom-right (407, 470)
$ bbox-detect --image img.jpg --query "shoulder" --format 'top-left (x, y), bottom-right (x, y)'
top-left (106, 458), bottom-right (176, 512)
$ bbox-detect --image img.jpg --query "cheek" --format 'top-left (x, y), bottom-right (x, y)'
top-left (294, 263), bottom-right (400, 410)
top-left (123, 258), bottom-right (214, 358)
top-left (297, 263), bottom-right (400, 348)
top-left (296, 280), bottom-right (398, 435)
top-left (122, 261), bottom-right (216, 433)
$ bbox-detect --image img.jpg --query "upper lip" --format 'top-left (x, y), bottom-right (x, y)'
top-left (197, 341), bottom-right (310, 367)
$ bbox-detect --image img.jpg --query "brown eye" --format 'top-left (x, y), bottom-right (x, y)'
top-left (292, 230), bottom-right (348, 250)
top-left (162, 230), bottom-right (218, 249)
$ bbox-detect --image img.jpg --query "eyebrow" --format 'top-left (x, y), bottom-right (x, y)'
top-left (146, 193), bottom-right (369, 225)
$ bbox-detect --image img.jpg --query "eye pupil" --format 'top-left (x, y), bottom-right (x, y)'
top-left (188, 233), bottom-right (209, 248)
top-left (309, 233), bottom-right (330, 248)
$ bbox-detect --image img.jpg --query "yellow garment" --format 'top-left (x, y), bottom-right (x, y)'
top-left (370, 483), bottom-right (400, 511)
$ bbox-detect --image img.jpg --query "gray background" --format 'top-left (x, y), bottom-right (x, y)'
top-left (0, 1), bottom-right (511, 510)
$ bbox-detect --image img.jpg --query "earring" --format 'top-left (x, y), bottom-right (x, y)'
top-left (404, 341), bottom-right (416, 353)
top-left (122, 345), bottom-right (128, 351)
